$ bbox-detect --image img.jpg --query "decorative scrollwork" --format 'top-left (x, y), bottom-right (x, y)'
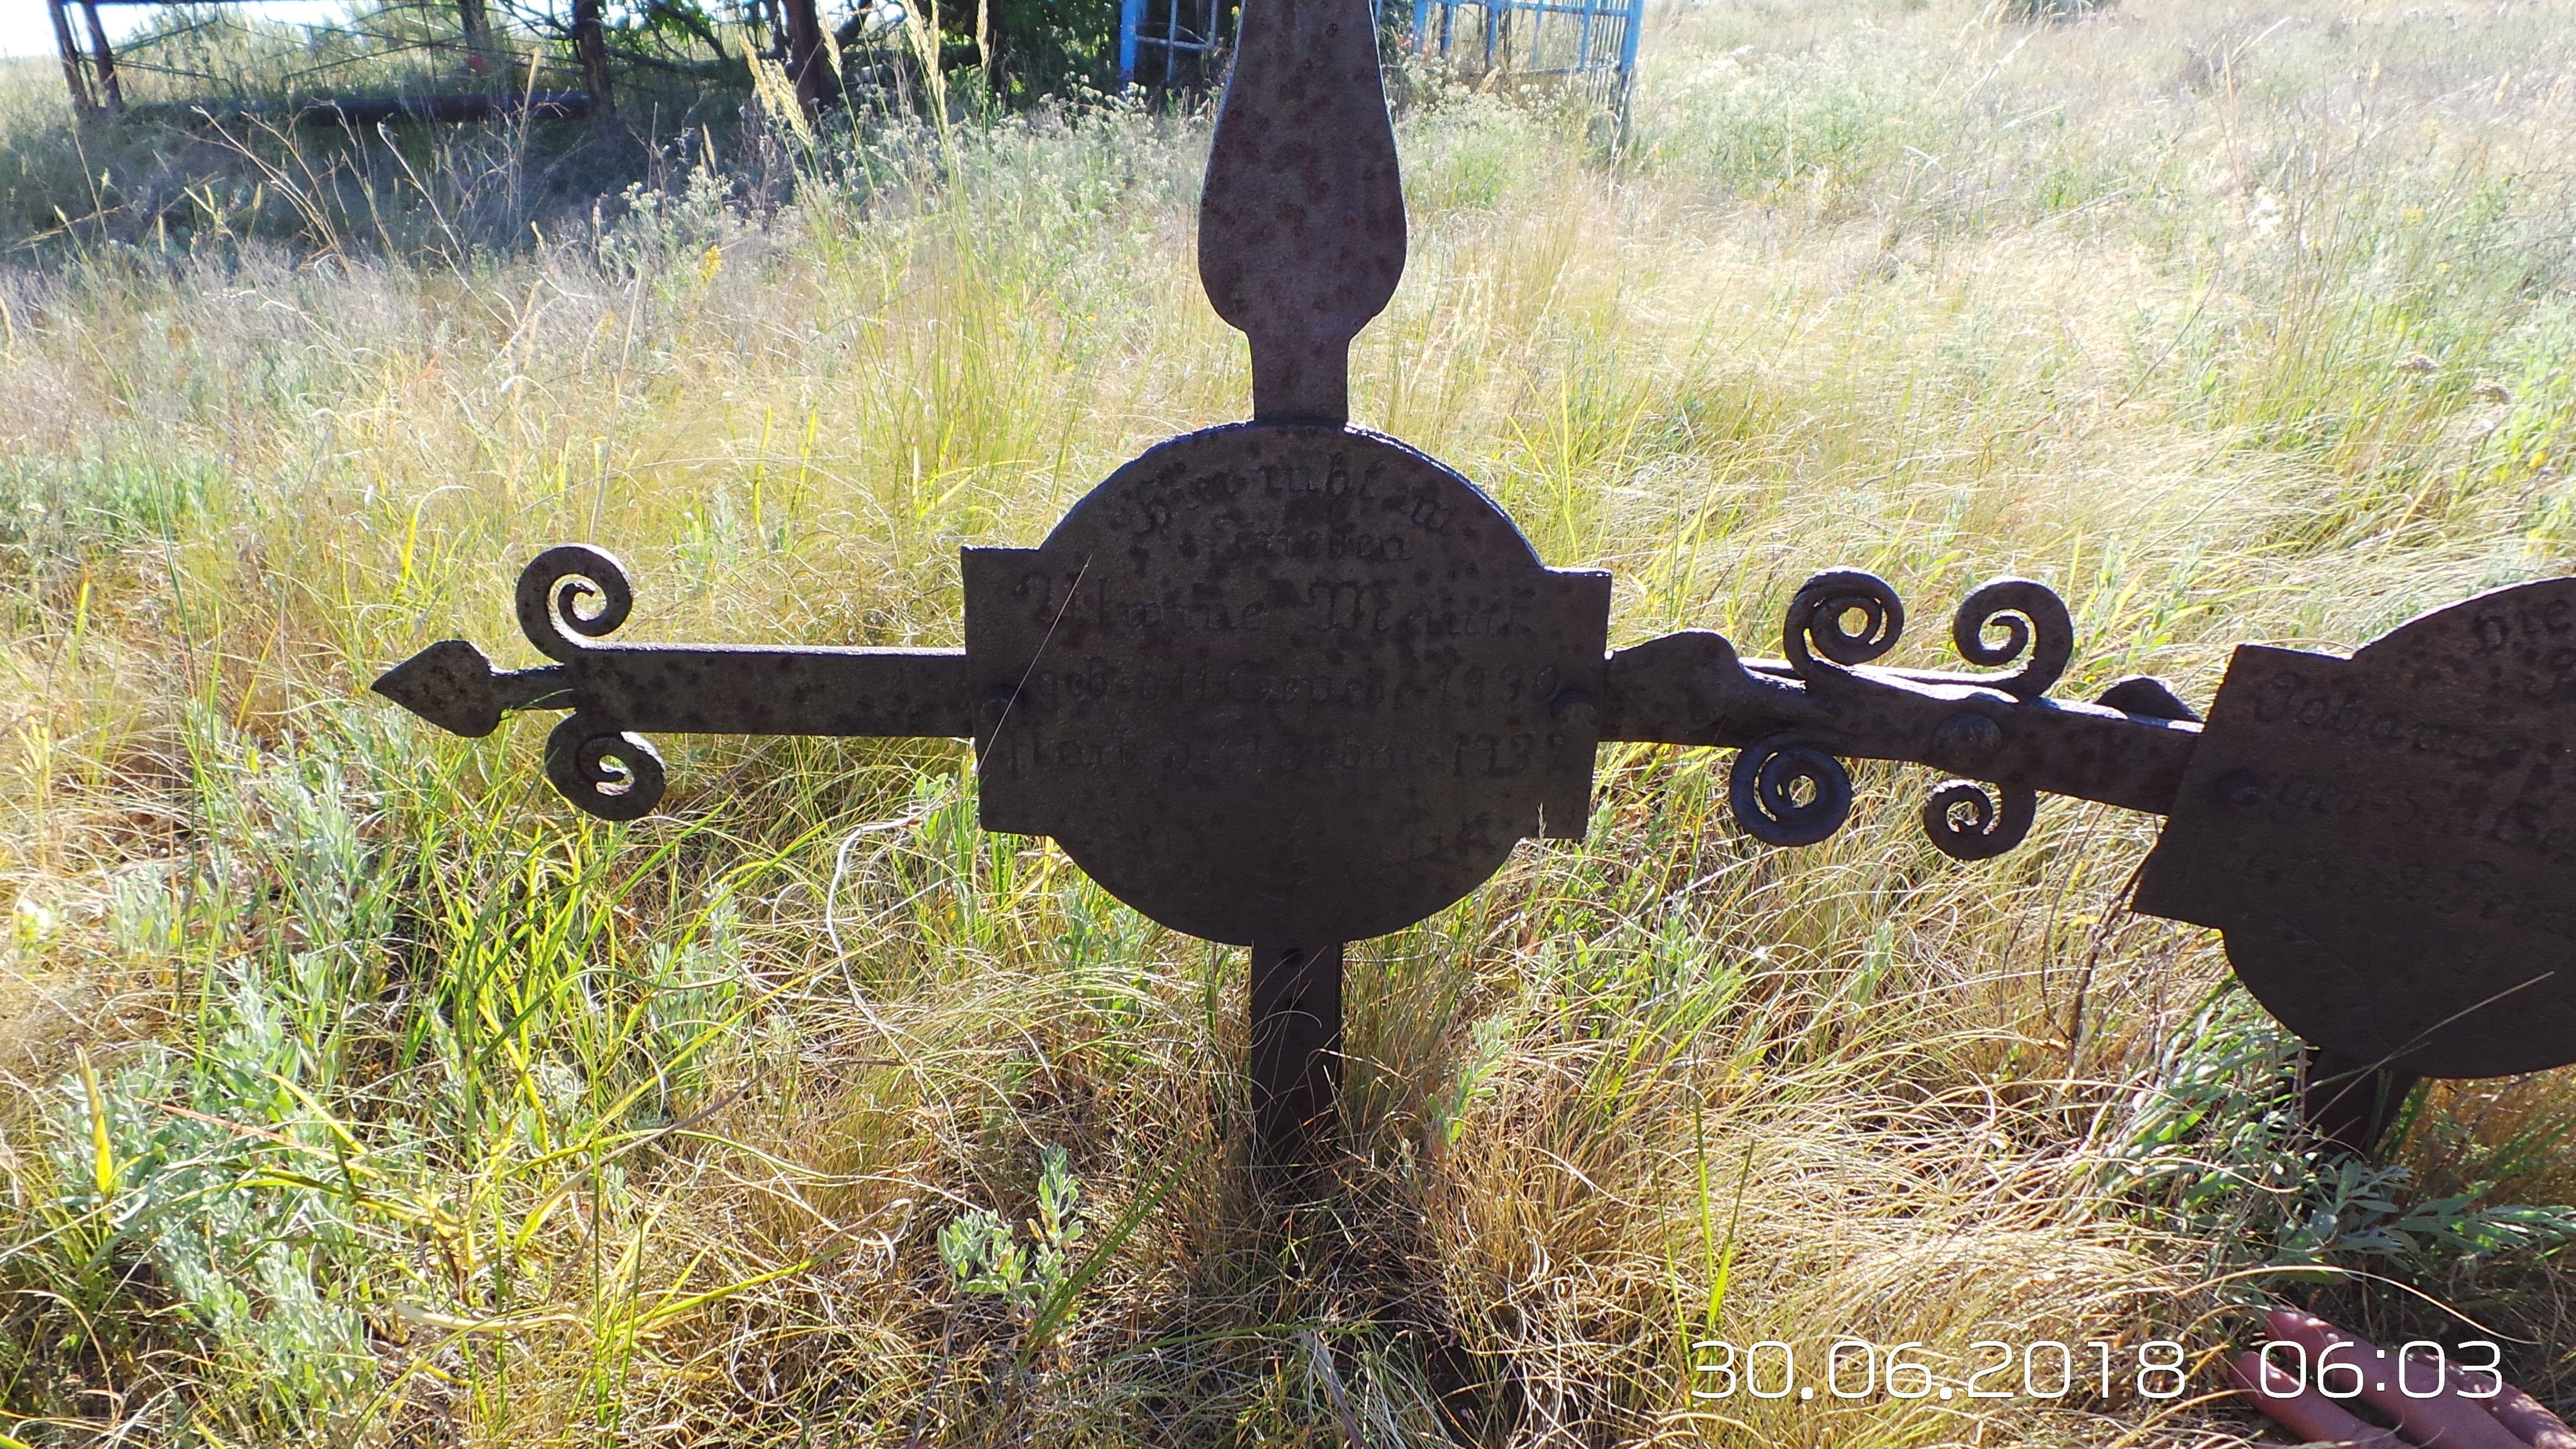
top-left (1729, 736), bottom-right (1855, 847)
top-left (1783, 569), bottom-right (1905, 679)
top-left (1949, 577), bottom-right (2071, 700)
top-left (544, 714), bottom-right (666, 821)
top-left (1919, 778), bottom-right (2035, 861)
top-left (517, 544), bottom-right (634, 662)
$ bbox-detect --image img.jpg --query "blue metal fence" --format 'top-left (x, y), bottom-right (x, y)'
top-left (1409, 0), bottom-right (1644, 106)
top-left (1119, 0), bottom-right (1644, 107)
top-left (1117, 0), bottom-right (1227, 88)
top-left (1119, 0), bottom-right (1398, 88)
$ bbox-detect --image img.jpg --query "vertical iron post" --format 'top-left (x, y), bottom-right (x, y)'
top-left (456, 0), bottom-right (500, 73)
top-left (1607, 0), bottom-right (1644, 137)
top-left (77, 0), bottom-right (123, 112)
top-left (2303, 1049), bottom-right (2420, 1161)
top-left (572, 0), bottom-right (614, 112)
top-left (48, 0), bottom-right (94, 113)
top-left (1118, 0), bottom-right (1145, 81)
top-left (1249, 943), bottom-right (1345, 1169)
top-left (1198, 0), bottom-right (1405, 1162)
top-left (782, 0), bottom-right (831, 111)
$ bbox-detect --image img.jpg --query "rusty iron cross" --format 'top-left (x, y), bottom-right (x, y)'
top-left (378, 0), bottom-right (2576, 1167)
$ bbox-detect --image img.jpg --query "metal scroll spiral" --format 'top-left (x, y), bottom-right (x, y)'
top-left (1919, 778), bottom-right (2035, 861)
top-left (545, 713), bottom-right (666, 821)
top-left (517, 543), bottom-right (634, 662)
top-left (1915, 577), bottom-right (2066, 860)
top-left (1949, 577), bottom-right (2071, 700)
top-left (517, 544), bottom-right (661, 819)
top-left (1726, 570), bottom-right (1898, 846)
top-left (1729, 736), bottom-right (1854, 847)
top-left (1782, 569), bottom-right (1905, 678)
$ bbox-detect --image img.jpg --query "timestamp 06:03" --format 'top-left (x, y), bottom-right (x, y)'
top-left (2251, 1339), bottom-right (2504, 1402)
top-left (1688, 1339), bottom-right (2190, 1403)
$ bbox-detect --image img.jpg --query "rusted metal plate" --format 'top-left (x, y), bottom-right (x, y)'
top-left (2134, 579), bottom-right (2576, 1078)
top-left (964, 422), bottom-right (1610, 946)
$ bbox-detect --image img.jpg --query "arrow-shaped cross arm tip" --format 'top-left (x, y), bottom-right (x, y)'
top-left (372, 640), bottom-right (568, 738)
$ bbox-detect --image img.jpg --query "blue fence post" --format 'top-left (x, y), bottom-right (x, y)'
top-left (1411, 0), bottom-right (1433, 50)
top-left (1119, 0), bottom-right (1145, 82)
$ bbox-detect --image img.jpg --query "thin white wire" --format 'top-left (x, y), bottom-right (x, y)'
top-left (817, 804), bottom-right (981, 1144)
top-left (825, 813), bottom-right (926, 959)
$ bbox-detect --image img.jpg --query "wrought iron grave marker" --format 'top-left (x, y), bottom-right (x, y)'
top-left (376, 0), bottom-right (2576, 1167)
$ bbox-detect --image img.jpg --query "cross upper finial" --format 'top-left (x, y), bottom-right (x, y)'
top-left (1197, 0), bottom-right (1408, 425)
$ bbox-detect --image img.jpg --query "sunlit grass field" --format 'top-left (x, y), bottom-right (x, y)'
top-left (2, 0), bottom-right (2574, 1441)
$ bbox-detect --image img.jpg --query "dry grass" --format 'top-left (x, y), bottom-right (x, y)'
top-left (2, 0), bottom-right (2575, 1442)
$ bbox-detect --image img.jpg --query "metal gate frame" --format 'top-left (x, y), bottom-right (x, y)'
top-left (42, 0), bottom-right (612, 119)
top-left (1409, 0), bottom-right (1644, 109)
top-left (1117, 0), bottom-right (1227, 87)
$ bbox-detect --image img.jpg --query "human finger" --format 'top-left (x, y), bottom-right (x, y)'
top-left (2267, 1311), bottom-right (2527, 1449)
top-left (2435, 1354), bottom-right (2576, 1449)
top-left (2230, 1350), bottom-right (2405, 1447)
top-left (2482, 1381), bottom-right (2576, 1449)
